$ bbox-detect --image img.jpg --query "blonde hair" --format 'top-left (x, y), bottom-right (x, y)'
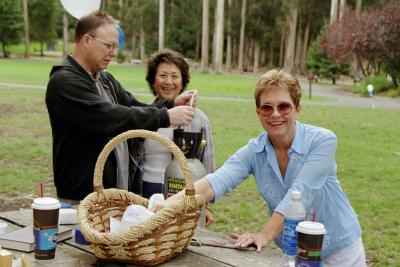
top-left (254, 69), bottom-right (302, 108)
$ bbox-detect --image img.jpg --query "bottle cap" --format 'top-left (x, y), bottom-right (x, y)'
top-left (291, 190), bottom-right (301, 199)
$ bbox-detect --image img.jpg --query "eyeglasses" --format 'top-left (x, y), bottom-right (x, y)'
top-left (257, 102), bottom-right (293, 116)
top-left (89, 34), bottom-right (118, 50)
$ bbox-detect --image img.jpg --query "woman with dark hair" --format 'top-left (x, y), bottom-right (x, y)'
top-left (137, 49), bottom-right (215, 202)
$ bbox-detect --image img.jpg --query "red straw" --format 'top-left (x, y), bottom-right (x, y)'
top-left (40, 182), bottom-right (44, 198)
top-left (312, 211), bottom-right (316, 222)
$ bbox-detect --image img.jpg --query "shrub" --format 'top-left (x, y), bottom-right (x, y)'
top-left (117, 51), bottom-right (126, 63)
top-left (387, 88), bottom-right (400, 98)
top-left (352, 75), bottom-right (394, 96)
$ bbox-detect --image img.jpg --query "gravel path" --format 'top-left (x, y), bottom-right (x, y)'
top-left (1, 81), bottom-right (399, 110)
top-left (300, 81), bottom-right (400, 110)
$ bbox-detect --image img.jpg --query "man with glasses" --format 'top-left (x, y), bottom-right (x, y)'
top-left (45, 11), bottom-right (196, 203)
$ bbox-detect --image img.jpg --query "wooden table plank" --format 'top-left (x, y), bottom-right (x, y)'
top-left (0, 209), bottom-right (282, 266)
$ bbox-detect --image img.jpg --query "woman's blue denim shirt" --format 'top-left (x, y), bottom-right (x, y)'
top-left (206, 121), bottom-right (361, 256)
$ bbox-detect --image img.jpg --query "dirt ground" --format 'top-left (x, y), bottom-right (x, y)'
top-left (0, 194), bottom-right (34, 211)
top-left (0, 183), bottom-right (58, 212)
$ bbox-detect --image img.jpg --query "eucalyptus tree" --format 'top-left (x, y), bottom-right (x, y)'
top-left (246, 0), bottom-right (282, 72)
top-left (283, 0), bottom-right (298, 74)
top-left (238, 0), bottom-right (246, 73)
top-left (108, 0), bottom-right (158, 60)
top-left (225, 0), bottom-right (232, 71)
top-left (201, 0), bottom-right (210, 72)
top-left (339, 0), bottom-right (347, 20)
top-left (22, 0), bottom-right (29, 58)
top-left (214, 0), bottom-right (224, 73)
top-left (355, 0), bottom-right (362, 16)
top-left (134, 0), bottom-right (157, 60)
top-left (62, 11), bottom-right (68, 57)
top-left (158, 0), bottom-right (165, 50)
top-left (0, 0), bottom-right (23, 57)
top-left (296, 0), bottom-right (330, 73)
top-left (330, 0), bottom-right (338, 24)
top-left (163, 0), bottom-right (201, 59)
top-left (121, 0), bottom-right (141, 58)
top-left (28, 0), bottom-right (60, 57)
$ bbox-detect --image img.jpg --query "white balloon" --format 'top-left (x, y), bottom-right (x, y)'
top-left (60, 0), bottom-right (101, 19)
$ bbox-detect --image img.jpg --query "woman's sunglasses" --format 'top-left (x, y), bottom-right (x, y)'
top-left (257, 102), bottom-right (293, 116)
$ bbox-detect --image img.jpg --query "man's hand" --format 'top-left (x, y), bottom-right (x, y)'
top-left (168, 106), bottom-right (194, 126)
top-left (230, 232), bottom-right (269, 253)
top-left (174, 90), bottom-right (198, 107)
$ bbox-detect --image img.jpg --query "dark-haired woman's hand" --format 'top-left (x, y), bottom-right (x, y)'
top-left (174, 90), bottom-right (198, 107)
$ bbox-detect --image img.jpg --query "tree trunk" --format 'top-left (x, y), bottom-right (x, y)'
top-left (294, 23), bottom-right (302, 74)
top-left (390, 69), bottom-right (398, 88)
top-left (244, 39), bottom-right (252, 72)
top-left (214, 0), bottom-right (224, 73)
top-left (232, 38), bottom-right (237, 66)
top-left (253, 41), bottom-right (260, 73)
top-left (101, 0), bottom-right (107, 11)
top-left (279, 29), bottom-right (285, 68)
top-left (195, 29), bottom-right (200, 61)
top-left (330, 0), bottom-right (338, 25)
top-left (201, 0), bottom-right (209, 72)
top-left (261, 49), bottom-right (266, 66)
top-left (212, 3), bottom-right (218, 68)
top-left (118, 0), bottom-right (124, 21)
top-left (62, 12), bottom-right (68, 57)
top-left (3, 43), bottom-right (9, 58)
top-left (283, 4), bottom-right (298, 74)
top-left (131, 32), bottom-right (137, 58)
top-left (140, 25), bottom-right (145, 61)
top-left (339, 0), bottom-right (346, 21)
top-left (268, 44), bottom-right (273, 66)
top-left (158, 0), bottom-right (165, 50)
top-left (300, 21), bottom-right (310, 73)
top-left (226, 35), bottom-right (232, 71)
top-left (356, 54), bottom-right (367, 76)
top-left (225, 0), bottom-right (232, 71)
top-left (355, 0), bottom-right (362, 17)
top-left (23, 0), bottom-right (29, 59)
top-left (238, 0), bottom-right (246, 73)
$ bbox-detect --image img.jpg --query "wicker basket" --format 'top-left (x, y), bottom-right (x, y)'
top-left (78, 129), bottom-right (205, 266)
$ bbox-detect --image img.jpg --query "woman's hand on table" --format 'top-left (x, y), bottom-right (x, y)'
top-left (230, 232), bottom-right (269, 253)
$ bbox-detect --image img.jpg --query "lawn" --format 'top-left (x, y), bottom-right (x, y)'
top-left (0, 58), bottom-right (399, 266)
top-left (0, 58), bottom-right (329, 101)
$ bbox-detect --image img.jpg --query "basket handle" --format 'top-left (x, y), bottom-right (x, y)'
top-left (93, 129), bottom-right (195, 196)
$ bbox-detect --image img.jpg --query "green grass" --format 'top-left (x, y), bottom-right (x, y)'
top-left (1, 59), bottom-right (399, 266)
top-left (7, 41), bottom-right (74, 58)
top-left (0, 58), bottom-right (330, 102)
top-left (0, 89), bottom-right (52, 195)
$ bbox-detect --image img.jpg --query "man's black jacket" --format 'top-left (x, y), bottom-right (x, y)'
top-left (45, 55), bottom-right (173, 200)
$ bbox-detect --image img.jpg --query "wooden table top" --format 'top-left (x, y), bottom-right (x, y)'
top-left (0, 209), bottom-right (282, 266)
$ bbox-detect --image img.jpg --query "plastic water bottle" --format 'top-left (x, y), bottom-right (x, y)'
top-left (283, 190), bottom-right (306, 267)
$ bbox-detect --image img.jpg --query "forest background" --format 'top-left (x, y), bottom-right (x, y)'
top-left (1, 0), bottom-right (400, 96)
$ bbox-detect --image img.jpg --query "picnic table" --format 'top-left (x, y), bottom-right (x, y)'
top-left (0, 208), bottom-right (282, 266)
